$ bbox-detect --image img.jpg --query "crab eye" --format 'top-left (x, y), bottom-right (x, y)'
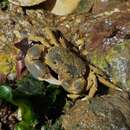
top-left (53, 60), bottom-right (59, 65)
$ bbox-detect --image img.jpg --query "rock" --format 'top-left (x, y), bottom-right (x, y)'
top-left (0, 101), bottom-right (18, 130)
top-left (62, 91), bottom-right (130, 130)
top-left (92, 0), bottom-right (130, 14)
top-left (1, 1), bottom-right (130, 89)
top-left (83, 11), bottom-right (130, 90)
top-left (8, 0), bottom-right (93, 16)
top-left (9, 0), bottom-right (47, 6)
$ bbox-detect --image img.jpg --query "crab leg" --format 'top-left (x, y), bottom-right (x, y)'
top-left (89, 64), bottom-right (106, 78)
top-left (85, 65), bottom-right (122, 100)
top-left (89, 64), bottom-right (122, 91)
top-left (97, 75), bottom-right (122, 91)
top-left (29, 34), bottom-right (51, 47)
top-left (44, 27), bottom-right (69, 48)
top-left (44, 27), bottom-right (59, 46)
top-left (86, 71), bottom-right (98, 98)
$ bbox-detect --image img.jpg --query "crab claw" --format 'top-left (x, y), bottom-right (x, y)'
top-left (24, 44), bottom-right (61, 85)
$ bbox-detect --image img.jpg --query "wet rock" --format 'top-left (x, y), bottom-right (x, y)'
top-left (62, 91), bottom-right (130, 130)
top-left (0, 2), bottom-right (130, 130)
top-left (0, 101), bottom-right (18, 130)
top-left (92, 0), bottom-right (130, 14)
top-left (83, 11), bottom-right (130, 90)
top-left (0, 5), bottom-right (55, 76)
top-left (0, 1), bottom-right (130, 89)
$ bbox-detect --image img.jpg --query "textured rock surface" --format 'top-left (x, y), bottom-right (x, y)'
top-left (0, 100), bottom-right (18, 130)
top-left (62, 91), bottom-right (130, 130)
top-left (0, 1), bottom-right (130, 130)
top-left (0, 1), bottom-right (130, 88)
top-left (83, 11), bottom-right (130, 90)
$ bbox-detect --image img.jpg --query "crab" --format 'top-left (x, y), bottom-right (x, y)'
top-left (24, 27), bottom-right (121, 100)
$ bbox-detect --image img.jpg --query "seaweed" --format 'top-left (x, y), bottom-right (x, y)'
top-left (0, 75), bottom-right (66, 130)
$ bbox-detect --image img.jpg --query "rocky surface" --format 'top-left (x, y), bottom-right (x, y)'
top-left (61, 91), bottom-right (130, 130)
top-left (83, 11), bottom-right (130, 91)
top-left (1, 1), bottom-right (130, 89)
top-left (0, 100), bottom-right (18, 130)
top-left (0, 1), bottom-right (130, 130)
